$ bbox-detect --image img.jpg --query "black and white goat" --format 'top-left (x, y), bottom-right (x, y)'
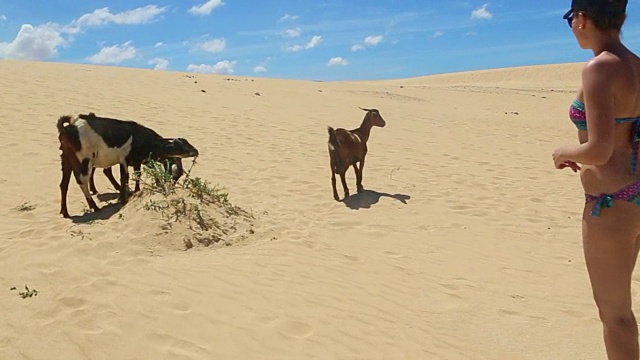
top-left (327, 107), bottom-right (386, 201)
top-left (57, 112), bottom-right (199, 218)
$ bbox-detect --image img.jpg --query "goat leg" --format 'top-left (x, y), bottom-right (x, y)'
top-left (59, 158), bottom-right (73, 218)
top-left (133, 163), bottom-right (141, 192)
top-left (78, 176), bottom-right (101, 213)
top-left (103, 167), bottom-right (121, 191)
top-left (89, 168), bottom-right (98, 194)
top-left (339, 170), bottom-right (349, 200)
top-left (77, 158), bottom-right (101, 213)
top-left (355, 159), bottom-right (365, 193)
top-left (170, 158), bottom-right (184, 183)
top-left (331, 171), bottom-right (340, 201)
top-left (118, 163), bottom-right (130, 203)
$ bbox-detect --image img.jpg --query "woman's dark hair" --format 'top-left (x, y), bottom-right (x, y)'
top-left (585, 9), bottom-right (627, 31)
top-left (577, 0), bottom-right (627, 31)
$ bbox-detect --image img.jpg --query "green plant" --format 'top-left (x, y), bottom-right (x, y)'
top-left (141, 159), bottom-right (175, 196)
top-left (138, 157), bottom-right (254, 250)
top-left (15, 202), bottom-right (35, 212)
top-left (10, 285), bottom-right (38, 299)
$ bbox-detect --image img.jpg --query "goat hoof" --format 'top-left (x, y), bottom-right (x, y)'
top-left (357, 187), bottom-right (364, 193)
top-left (61, 211), bottom-right (70, 218)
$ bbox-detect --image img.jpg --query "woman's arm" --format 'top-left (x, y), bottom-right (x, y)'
top-left (554, 56), bottom-right (617, 167)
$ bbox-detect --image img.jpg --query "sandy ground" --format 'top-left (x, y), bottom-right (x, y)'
top-left (0, 59), bottom-right (618, 359)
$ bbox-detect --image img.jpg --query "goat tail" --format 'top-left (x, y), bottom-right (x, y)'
top-left (56, 115), bottom-right (73, 135)
top-left (327, 126), bottom-right (340, 152)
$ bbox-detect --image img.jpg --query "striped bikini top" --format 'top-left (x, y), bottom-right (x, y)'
top-left (569, 98), bottom-right (640, 173)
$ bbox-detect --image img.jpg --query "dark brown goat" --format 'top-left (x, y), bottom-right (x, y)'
top-left (327, 107), bottom-right (386, 201)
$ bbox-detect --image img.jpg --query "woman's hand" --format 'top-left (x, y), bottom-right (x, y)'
top-left (553, 146), bottom-right (581, 172)
top-left (558, 160), bottom-right (581, 172)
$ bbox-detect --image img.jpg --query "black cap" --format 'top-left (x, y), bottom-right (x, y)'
top-left (570, 0), bottom-right (627, 14)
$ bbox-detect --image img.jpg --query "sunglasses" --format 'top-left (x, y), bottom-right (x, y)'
top-left (562, 9), bottom-right (574, 27)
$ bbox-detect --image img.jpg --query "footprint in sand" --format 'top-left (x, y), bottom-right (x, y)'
top-left (384, 251), bottom-right (416, 264)
top-left (561, 308), bottom-right (587, 319)
top-left (254, 315), bottom-right (279, 327)
top-left (297, 240), bottom-right (318, 249)
top-left (497, 308), bottom-right (523, 317)
top-left (393, 264), bottom-right (423, 275)
top-left (438, 282), bottom-right (464, 292)
top-left (496, 308), bottom-right (550, 324)
top-left (276, 319), bottom-right (314, 339)
top-left (342, 254), bottom-right (360, 262)
top-left (383, 250), bottom-right (403, 259)
top-left (167, 299), bottom-right (191, 313)
top-left (150, 290), bottom-right (192, 313)
top-left (58, 296), bottom-right (87, 309)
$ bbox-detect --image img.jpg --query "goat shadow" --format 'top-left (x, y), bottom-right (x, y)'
top-left (342, 189), bottom-right (411, 210)
top-left (96, 192), bottom-right (120, 202)
top-left (70, 201), bottom-right (124, 223)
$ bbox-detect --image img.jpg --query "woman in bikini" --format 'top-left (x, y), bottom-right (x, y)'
top-left (553, 0), bottom-right (640, 358)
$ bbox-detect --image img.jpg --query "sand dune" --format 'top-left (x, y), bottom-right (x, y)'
top-left (0, 59), bottom-right (614, 359)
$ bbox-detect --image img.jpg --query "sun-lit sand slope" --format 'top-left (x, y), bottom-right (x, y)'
top-left (0, 59), bottom-right (619, 359)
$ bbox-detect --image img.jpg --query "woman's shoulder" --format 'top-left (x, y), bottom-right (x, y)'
top-left (586, 51), bottom-right (623, 69)
top-left (582, 52), bottom-right (625, 81)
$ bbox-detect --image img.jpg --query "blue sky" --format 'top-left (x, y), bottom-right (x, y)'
top-left (1, 1), bottom-right (640, 81)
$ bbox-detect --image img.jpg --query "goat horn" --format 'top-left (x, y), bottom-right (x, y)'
top-left (358, 106), bottom-right (371, 112)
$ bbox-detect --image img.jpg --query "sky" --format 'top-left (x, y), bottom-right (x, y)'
top-left (2, 1), bottom-right (640, 81)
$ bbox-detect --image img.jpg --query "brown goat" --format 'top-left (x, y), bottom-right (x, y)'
top-left (327, 107), bottom-right (386, 201)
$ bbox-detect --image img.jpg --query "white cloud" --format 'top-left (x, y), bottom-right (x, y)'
top-left (189, 0), bottom-right (224, 16)
top-left (471, 4), bottom-right (493, 20)
top-left (0, 5), bottom-right (167, 61)
top-left (154, 42), bottom-right (164, 48)
top-left (279, 14), bottom-right (299, 22)
top-left (149, 57), bottom-right (169, 70)
top-left (283, 27), bottom-right (302, 38)
top-left (197, 38), bottom-right (226, 53)
top-left (74, 5), bottom-right (167, 28)
top-left (187, 60), bottom-right (236, 74)
top-left (351, 35), bottom-right (383, 52)
top-left (327, 57), bottom-right (348, 67)
top-left (0, 24), bottom-right (67, 60)
top-left (307, 35), bottom-right (322, 48)
top-left (0, 15), bottom-right (7, 21)
top-left (286, 44), bottom-right (303, 52)
top-left (433, 31), bottom-right (444, 39)
top-left (253, 65), bottom-right (267, 73)
top-left (87, 41), bottom-right (137, 64)
top-left (285, 35), bottom-right (322, 52)
top-left (364, 35), bottom-right (383, 46)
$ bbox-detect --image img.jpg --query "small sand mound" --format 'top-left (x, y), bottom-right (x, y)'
top-left (121, 160), bottom-right (257, 251)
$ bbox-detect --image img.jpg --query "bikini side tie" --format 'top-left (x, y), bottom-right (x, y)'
top-left (591, 194), bottom-right (614, 217)
top-left (631, 120), bottom-right (640, 174)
